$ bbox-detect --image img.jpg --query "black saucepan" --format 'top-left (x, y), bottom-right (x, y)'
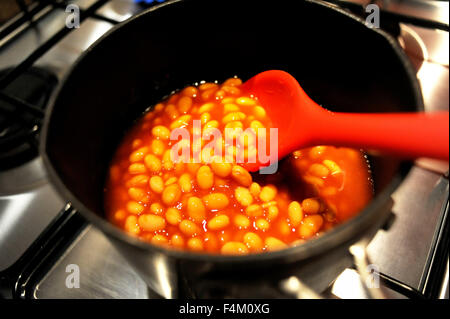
top-left (41, 0), bottom-right (423, 298)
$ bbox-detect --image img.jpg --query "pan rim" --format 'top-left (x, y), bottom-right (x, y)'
top-left (40, 0), bottom-right (423, 264)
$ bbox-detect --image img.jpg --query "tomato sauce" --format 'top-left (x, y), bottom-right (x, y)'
top-left (104, 77), bottom-right (373, 254)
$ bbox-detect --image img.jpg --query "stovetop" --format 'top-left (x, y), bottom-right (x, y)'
top-left (0, 0), bottom-right (448, 299)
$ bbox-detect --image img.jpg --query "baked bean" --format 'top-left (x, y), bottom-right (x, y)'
top-left (211, 160), bottom-right (232, 178)
top-left (182, 86), bottom-right (198, 98)
top-left (199, 83), bottom-right (218, 91)
top-left (249, 182), bottom-right (261, 197)
top-left (231, 165), bottom-right (252, 186)
top-left (221, 97), bottom-right (235, 104)
top-left (187, 197), bottom-right (206, 222)
top-left (322, 159), bottom-right (342, 175)
top-left (128, 163), bottom-right (146, 174)
top-left (308, 163), bottom-right (329, 178)
top-left (198, 102), bottom-right (215, 114)
top-left (138, 214), bottom-right (166, 232)
top-left (221, 85), bottom-right (240, 95)
top-left (151, 234), bottom-right (168, 245)
top-left (253, 106), bottom-right (266, 119)
top-left (162, 150), bottom-right (174, 170)
top-left (162, 184), bottom-right (182, 206)
top-left (128, 187), bottom-right (147, 202)
top-left (202, 193), bottom-right (229, 210)
top-left (178, 96), bottom-right (193, 113)
top-left (150, 203), bottom-right (164, 215)
top-left (222, 111), bottom-right (246, 124)
top-left (171, 234), bottom-right (185, 248)
top-left (154, 103), bottom-right (164, 112)
top-left (208, 215), bottom-right (230, 230)
top-left (129, 146), bottom-right (149, 163)
top-left (224, 121), bottom-right (243, 129)
top-left (255, 219), bottom-right (270, 231)
top-left (149, 176), bottom-right (164, 194)
top-left (166, 208), bottom-right (182, 225)
top-left (234, 186), bottom-right (253, 207)
top-left (196, 165), bottom-right (214, 189)
top-left (113, 209), bottom-right (126, 222)
top-left (151, 139), bottom-right (165, 156)
top-left (236, 96), bottom-right (256, 106)
top-left (170, 114), bottom-right (192, 130)
top-left (259, 185), bottom-right (277, 202)
top-left (233, 214), bottom-right (250, 228)
top-left (179, 219), bottom-right (201, 236)
top-left (165, 103), bottom-right (179, 119)
top-left (303, 175), bottom-right (325, 188)
top-left (267, 205), bottom-right (279, 221)
top-left (224, 103), bottom-right (240, 113)
top-left (201, 88), bottom-right (217, 100)
top-left (221, 242), bottom-right (248, 255)
top-left (261, 200), bottom-right (277, 208)
top-left (152, 125), bottom-right (170, 140)
top-left (288, 201), bottom-right (303, 226)
top-left (302, 198), bottom-right (322, 214)
top-left (144, 154), bottom-right (162, 173)
top-left (243, 232), bottom-right (263, 251)
top-left (187, 238), bottom-right (204, 251)
top-left (223, 78), bottom-right (242, 87)
top-left (178, 173), bottom-right (193, 192)
top-left (127, 201), bottom-right (144, 214)
top-left (204, 120), bottom-right (219, 129)
top-left (245, 204), bottom-right (263, 217)
top-left (164, 176), bottom-right (177, 186)
top-left (131, 138), bottom-right (142, 149)
top-left (124, 216), bottom-right (140, 235)
top-left (309, 146), bottom-right (326, 159)
top-left (265, 237), bottom-right (287, 251)
top-left (298, 215), bottom-right (324, 239)
top-left (200, 112), bottom-right (211, 125)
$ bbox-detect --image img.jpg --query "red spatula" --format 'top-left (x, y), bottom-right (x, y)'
top-left (241, 70), bottom-right (449, 172)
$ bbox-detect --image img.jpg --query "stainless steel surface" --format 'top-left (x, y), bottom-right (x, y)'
top-left (0, 157), bottom-right (47, 194)
top-left (0, 3), bottom-right (115, 272)
top-left (367, 167), bottom-right (448, 291)
top-left (380, 0), bottom-right (449, 25)
top-left (339, 0), bottom-right (449, 25)
top-left (0, 0), bottom-right (448, 299)
top-left (330, 268), bottom-right (407, 299)
top-left (33, 225), bottom-right (153, 299)
top-left (0, 8), bottom-right (66, 70)
top-left (96, 0), bottom-right (141, 22)
top-left (0, 3), bottom-right (54, 48)
top-left (0, 176), bottom-right (65, 271)
top-left (35, 18), bottom-right (114, 79)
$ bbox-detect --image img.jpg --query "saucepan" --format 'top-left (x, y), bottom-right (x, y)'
top-left (41, 0), bottom-right (423, 298)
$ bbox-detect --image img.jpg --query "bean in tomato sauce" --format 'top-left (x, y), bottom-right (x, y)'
top-left (104, 77), bottom-right (373, 255)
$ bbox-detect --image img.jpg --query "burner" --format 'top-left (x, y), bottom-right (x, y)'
top-left (0, 67), bottom-right (57, 170)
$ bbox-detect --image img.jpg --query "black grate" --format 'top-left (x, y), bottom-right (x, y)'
top-left (0, 0), bottom-right (120, 169)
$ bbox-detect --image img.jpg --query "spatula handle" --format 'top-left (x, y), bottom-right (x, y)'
top-left (311, 111), bottom-right (449, 160)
